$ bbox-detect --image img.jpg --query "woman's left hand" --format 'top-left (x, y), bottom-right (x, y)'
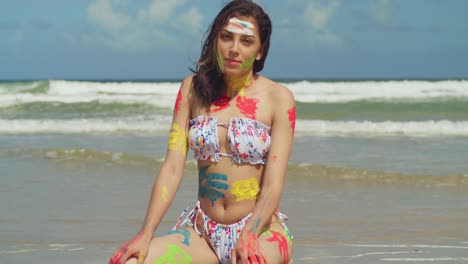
top-left (232, 231), bottom-right (267, 264)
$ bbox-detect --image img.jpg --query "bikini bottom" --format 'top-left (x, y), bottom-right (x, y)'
top-left (172, 201), bottom-right (293, 264)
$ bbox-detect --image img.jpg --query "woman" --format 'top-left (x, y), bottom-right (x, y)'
top-left (109, 1), bottom-right (295, 263)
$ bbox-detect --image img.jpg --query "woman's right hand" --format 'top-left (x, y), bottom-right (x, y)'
top-left (109, 233), bottom-right (152, 264)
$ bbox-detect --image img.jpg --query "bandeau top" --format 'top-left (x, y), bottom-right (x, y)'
top-left (188, 115), bottom-right (271, 164)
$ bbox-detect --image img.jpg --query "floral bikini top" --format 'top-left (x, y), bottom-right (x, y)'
top-left (188, 115), bottom-right (271, 164)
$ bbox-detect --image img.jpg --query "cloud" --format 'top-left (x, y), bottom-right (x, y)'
top-left (302, 0), bottom-right (342, 48)
top-left (79, 0), bottom-right (204, 52)
top-left (304, 0), bottom-right (340, 31)
top-left (368, 0), bottom-right (393, 26)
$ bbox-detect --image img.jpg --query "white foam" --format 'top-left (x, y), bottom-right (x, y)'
top-left (0, 93), bottom-right (176, 108)
top-left (296, 119), bottom-right (468, 137)
top-left (283, 80), bottom-right (468, 102)
top-left (0, 116), bottom-right (172, 134)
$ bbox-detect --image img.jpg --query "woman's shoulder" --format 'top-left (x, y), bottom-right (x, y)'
top-left (256, 75), bottom-right (295, 103)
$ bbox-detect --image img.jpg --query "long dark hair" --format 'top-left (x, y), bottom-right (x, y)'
top-left (191, 0), bottom-right (272, 107)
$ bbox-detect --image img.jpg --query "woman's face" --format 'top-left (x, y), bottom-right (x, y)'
top-left (216, 16), bottom-right (262, 77)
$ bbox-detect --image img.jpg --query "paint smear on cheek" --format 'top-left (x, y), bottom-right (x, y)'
top-left (153, 244), bottom-right (192, 264)
top-left (288, 106), bottom-right (296, 134)
top-left (231, 178), bottom-right (259, 201)
top-left (168, 123), bottom-right (187, 155)
top-left (217, 47), bottom-right (224, 72)
top-left (236, 96), bottom-right (259, 119)
top-left (240, 55), bottom-right (255, 71)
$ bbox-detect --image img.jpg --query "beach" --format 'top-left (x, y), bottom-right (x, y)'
top-left (1, 80), bottom-right (468, 263)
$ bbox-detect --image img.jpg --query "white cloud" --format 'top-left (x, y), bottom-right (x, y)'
top-left (81, 0), bottom-right (203, 52)
top-left (138, 0), bottom-right (186, 23)
top-left (304, 0), bottom-right (340, 31)
top-left (368, 0), bottom-right (393, 26)
top-left (302, 0), bottom-right (342, 48)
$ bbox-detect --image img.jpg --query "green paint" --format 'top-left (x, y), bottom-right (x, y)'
top-left (153, 244), bottom-right (192, 264)
top-left (240, 55), bottom-right (255, 70)
top-left (216, 47), bottom-right (224, 72)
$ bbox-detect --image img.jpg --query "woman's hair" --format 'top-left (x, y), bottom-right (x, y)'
top-left (191, 0), bottom-right (272, 107)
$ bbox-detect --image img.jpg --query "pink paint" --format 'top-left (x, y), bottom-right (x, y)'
top-left (210, 95), bottom-right (231, 113)
top-left (288, 106), bottom-right (296, 135)
top-left (266, 230), bottom-right (289, 264)
top-left (236, 96), bottom-right (259, 119)
top-left (174, 87), bottom-right (183, 115)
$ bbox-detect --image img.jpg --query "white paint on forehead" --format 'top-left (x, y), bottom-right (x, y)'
top-left (227, 17), bottom-right (254, 36)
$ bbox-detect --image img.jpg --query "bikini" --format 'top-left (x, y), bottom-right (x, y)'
top-left (172, 115), bottom-right (292, 263)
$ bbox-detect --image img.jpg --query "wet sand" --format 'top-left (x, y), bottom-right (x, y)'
top-left (1, 156), bottom-right (468, 263)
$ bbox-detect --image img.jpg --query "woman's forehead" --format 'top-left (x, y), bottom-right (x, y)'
top-left (223, 16), bottom-right (259, 37)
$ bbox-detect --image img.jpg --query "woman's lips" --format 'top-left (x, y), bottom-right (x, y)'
top-left (226, 58), bottom-right (241, 65)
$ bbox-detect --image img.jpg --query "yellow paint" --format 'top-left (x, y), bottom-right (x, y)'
top-left (168, 123), bottom-right (187, 155)
top-left (137, 249), bottom-right (145, 264)
top-left (225, 72), bottom-right (252, 97)
top-left (231, 178), bottom-right (259, 201)
top-left (162, 186), bottom-right (168, 202)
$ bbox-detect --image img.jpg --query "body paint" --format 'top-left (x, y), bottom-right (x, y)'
top-left (231, 178), bottom-right (259, 201)
top-left (165, 228), bottom-right (191, 246)
top-left (216, 47), bottom-right (224, 72)
top-left (198, 166), bottom-right (229, 205)
top-left (266, 230), bottom-right (290, 264)
top-left (236, 96), bottom-right (259, 119)
top-left (210, 95), bottom-right (231, 113)
top-left (162, 186), bottom-right (168, 202)
top-left (168, 123), bottom-right (187, 155)
top-left (288, 106), bottom-right (296, 135)
top-left (238, 231), bottom-right (265, 263)
top-left (240, 55), bottom-right (256, 71)
top-left (138, 249), bottom-right (145, 264)
top-left (174, 85), bottom-right (183, 115)
top-left (153, 244), bottom-right (192, 264)
top-left (227, 17), bottom-right (254, 36)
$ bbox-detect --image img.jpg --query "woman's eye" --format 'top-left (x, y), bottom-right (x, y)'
top-left (243, 39), bottom-right (252, 45)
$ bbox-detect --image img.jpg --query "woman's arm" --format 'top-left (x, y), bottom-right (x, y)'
top-left (235, 84), bottom-right (295, 262)
top-left (139, 75), bottom-right (193, 237)
top-left (110, 76), bottom-right (193, 264)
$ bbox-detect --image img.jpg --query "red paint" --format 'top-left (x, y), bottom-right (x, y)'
top-left (174, 88), bottom-right (183, 115)
top-left (210, 95), bottom-right (231, 113)
top-left (288, 106), bottom-right (296, 135)
top-left (236, 96), bottom-right (258, 119)
top-left (266, 230), bottom-right (289, 264)
top-left (238, 231), bottom-right (266, 263)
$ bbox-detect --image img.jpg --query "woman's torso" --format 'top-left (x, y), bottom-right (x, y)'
top-left (188, 75), bottom-right (275, 224)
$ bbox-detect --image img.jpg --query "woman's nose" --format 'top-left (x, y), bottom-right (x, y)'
top-left (228, 40), bottom-right (240, 55)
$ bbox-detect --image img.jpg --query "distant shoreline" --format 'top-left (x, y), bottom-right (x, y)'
top-left (1, 77), bottom-right (468, 83)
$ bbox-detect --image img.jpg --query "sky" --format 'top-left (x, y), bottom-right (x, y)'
top-left (1, 0), bottom-right (467, 80)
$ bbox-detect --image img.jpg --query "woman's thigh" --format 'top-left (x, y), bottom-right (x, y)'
top-left (258, 220), bottom-right (293, 264)
top-left (125, 226), bottom-right (219, 264)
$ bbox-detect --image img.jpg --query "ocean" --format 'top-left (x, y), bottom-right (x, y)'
top-left (1, 79), bottom-right (468, 263)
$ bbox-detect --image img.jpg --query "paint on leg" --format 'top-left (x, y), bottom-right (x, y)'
top-left (266, 230), bottom-right (290, 264)
top-left (165, 228), bottom-right (191, 246)
top-left (152, 244), bottom-right (192, 264)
